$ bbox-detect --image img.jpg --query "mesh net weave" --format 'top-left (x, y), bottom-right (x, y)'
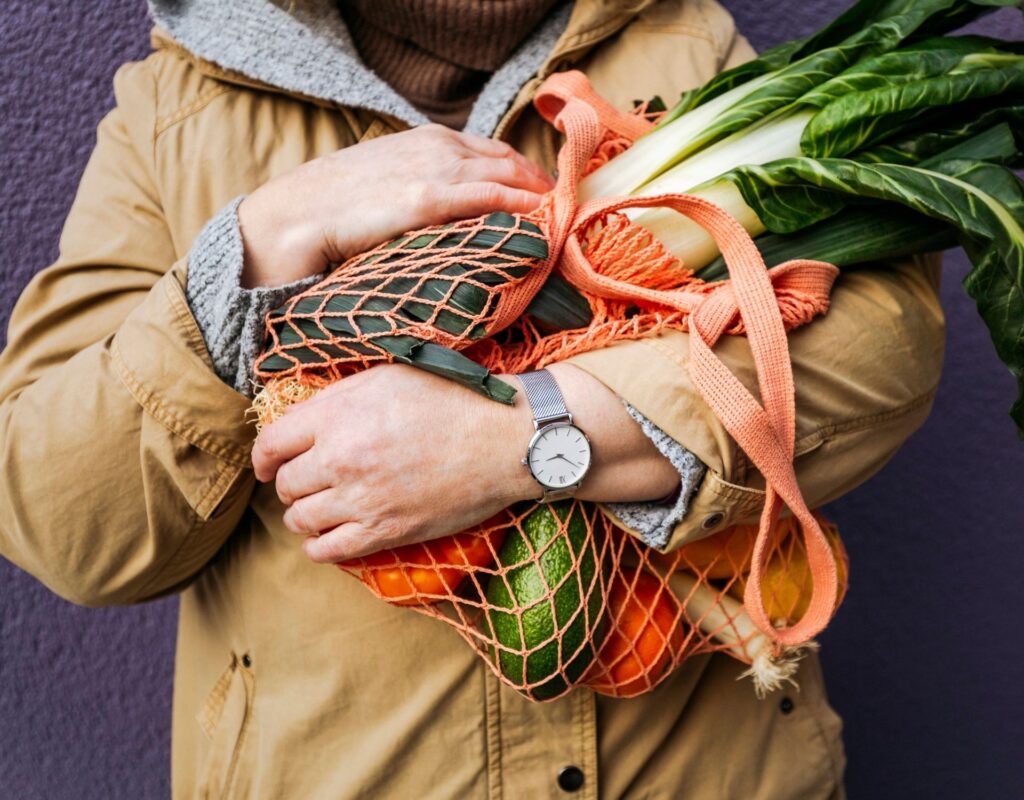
top-left (337, 504), bottom-right (848, 701)
top-left (252, 70), bottom-right (848, 701)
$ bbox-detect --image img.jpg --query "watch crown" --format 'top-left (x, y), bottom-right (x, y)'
top-left (521, 457), bottom-right (529, 466)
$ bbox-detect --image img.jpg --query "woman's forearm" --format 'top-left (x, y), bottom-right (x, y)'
top-left (502, 363), bottom-right (684, 504)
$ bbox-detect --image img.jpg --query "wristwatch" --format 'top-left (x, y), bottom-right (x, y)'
top-left (519, 369), bottom-right (593, 502)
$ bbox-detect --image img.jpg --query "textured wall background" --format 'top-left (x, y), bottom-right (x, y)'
top-left (1, 1), bottom-right (1021, 798)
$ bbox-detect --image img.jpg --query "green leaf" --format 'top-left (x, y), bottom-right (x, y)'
top-left (471, 213), bottom-right (549, 260)
top-left (697, 206), bottom-right (958, 281)
top-left (856, 104), bottom-right (1024, 164)
top-left (915, 122), bottom-right (1023, 166)
top-left (660, 0), bottom-right (1021, 125)
top-left (254, 353), bottom-right (297, 372)
top-left (799, 36), bottom-right (1015, 110)
top-left (698, 124), bottom-right (1017, 278)
top-left (276, 317), bottom-right (370, 353)
top-left (256, 208), bottom-right (579, 396)
top-left (525, 272), bottom-right (593, 331)
top-left (635, 95), bottom-right (667, 114)
top-left (723, 155), bottom-right (1024, 433)
top-left (801, 49), bottom-right (1024, 157)
top-left (401, 342), bottom-right (517, 404)
top-left (721, 123), bottom-right (1022, 234)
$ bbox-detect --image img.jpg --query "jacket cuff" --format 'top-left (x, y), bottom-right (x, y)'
top-left (605, 404), bottom-right (706, 549)
top-left (564, 332), bottom-right (742, 550)
top-left (185, 197), bottom-right (325, 397)
top-left (112, 261), bottom-right (256, 472)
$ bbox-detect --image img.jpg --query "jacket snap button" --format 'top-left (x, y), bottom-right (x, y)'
top-left (780, 697), bottom-right (795, 714)
top-left (701, 512), bottom-right (725, 530)
top-left (557, 766), bottom-right (585, 792)
top-left (241, 654), bottom-right (252, 669)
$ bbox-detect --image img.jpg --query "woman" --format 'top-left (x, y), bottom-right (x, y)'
top-left (0, 0), bottom-right (944, 797)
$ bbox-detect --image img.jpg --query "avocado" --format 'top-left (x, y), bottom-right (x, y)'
top-left (484, 501), bottom-right (606, 701)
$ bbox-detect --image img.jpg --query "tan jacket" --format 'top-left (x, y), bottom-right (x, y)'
top-left (0, 0), bottom-right (944, 797)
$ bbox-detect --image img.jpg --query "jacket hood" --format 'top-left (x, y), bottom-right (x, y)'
top-left (147, 0), bottom-right (575, 136)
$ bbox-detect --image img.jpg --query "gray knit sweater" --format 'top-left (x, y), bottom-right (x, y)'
top-left (169, 0), bottom-right (707, 548)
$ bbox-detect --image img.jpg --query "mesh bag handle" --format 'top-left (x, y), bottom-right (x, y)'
top-left (532, 71), bottom-right (840, 649)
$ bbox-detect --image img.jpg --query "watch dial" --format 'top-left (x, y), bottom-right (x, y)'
top-left (528, 424), bottom-right (592, 490)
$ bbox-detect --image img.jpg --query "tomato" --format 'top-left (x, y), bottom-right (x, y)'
top-left (586, 568), bottom-right (685, 698)
top-left (340, 513), bottom-right (508, 606)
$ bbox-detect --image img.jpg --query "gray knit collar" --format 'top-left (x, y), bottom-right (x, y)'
top-left (147, 0), bottom-right (573, 136)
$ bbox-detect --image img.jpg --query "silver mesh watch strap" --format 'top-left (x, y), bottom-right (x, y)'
top-left (519, 369), bottom-right (571, 428)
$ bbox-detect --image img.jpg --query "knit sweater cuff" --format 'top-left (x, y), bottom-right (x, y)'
top-left (185, 197), bottom-right (325, 397)
top-left (606, 405), bottom-right (707, 550)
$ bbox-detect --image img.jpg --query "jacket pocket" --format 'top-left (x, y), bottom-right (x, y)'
top-left (196, 652), bottom-right (254, 800)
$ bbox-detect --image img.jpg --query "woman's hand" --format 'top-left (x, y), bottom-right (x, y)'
top-left (251, 363), bottom-right (681, 564)
top-left (237, 124), bottom-right (554, 288)
top-left (252, 364), bottom-right (537, 562)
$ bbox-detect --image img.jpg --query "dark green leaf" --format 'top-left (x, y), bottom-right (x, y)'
top-left (801, 51), bottom-right (1024, 157)
top-left (661, 0), bottom-right (1022, 122)
top-left (525, 272), bottom-right (594, 331)
top-left (799, 36), bottom-right (1015, 110)
top-left (403, 342), bottom-right (517, 404)
top-left (697, 206), bottom-right (958, 281)
top-left (723, 155), bottom-right (1024, 432)
top-left (856, 104), bottom-right (1024, 164)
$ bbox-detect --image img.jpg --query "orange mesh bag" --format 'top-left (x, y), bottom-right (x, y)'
top-left (252, 70), bottom-right (850, 701)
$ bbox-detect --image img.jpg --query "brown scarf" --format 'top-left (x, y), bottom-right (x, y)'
top-left (337, 0), bottom-right (560, 128)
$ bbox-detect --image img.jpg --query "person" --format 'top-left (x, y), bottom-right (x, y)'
top-left (0, 1), bottom-right (944, 797)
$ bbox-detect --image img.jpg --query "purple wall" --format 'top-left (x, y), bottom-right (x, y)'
top-left (1, 1), bottom-right (1021, 798)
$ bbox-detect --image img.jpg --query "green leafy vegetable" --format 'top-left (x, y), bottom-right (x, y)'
top-left (801, 49), bottom-right (1024, 157)
top-left (697, 124), bottom-right (1020, 278)
top-left (855, 102), bottom-right (1024, 164)
top-left (665, 0), bottom-right (1021, 120)
top-left (722, 156), bottom-right (1024, 431)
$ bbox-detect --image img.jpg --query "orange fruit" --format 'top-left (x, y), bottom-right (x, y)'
top-left (341, 513), bottom-right (508, 606)
top-left (649, 524), bottom-right (757, 580)
top-left (728, 515), bottom-right (847, 624)
top-left (586, 568), bottom-right (685, 697)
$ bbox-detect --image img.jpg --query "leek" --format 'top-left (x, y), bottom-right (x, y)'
top-left (576, 0), bottom-right (1024, 431)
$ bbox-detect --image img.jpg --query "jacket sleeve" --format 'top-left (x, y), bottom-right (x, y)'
top-left (0, 60), bottom-right (256, 606)
top-left (566, 258), bottom-right (945, 551)
top-left (564, 28), bottom-right (947, 551)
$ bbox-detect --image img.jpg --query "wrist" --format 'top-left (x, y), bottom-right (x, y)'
top-left (544, 363), bottom-right (680, 503)
top-left (237, 191), bottom-right (328, 288)
top-left (492, 374), bottom-right (545, 504)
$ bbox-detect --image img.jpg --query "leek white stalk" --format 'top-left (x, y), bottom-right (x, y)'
top-left (578, 110), bottom-right (810, 267)
top-left (628, 180), bottom-right (765, 267)
top-left (576, 72), bottom-right (777, 199)
top-left (670, 572), bottom-right (815, 697)
top-left (633, 111), bottom-right (812, 199)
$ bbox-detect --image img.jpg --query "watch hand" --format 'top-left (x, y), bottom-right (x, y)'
top-left (557, 455), bottom-right (580, 468)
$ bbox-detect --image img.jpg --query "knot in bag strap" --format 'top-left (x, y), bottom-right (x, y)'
top-left (533, 70), bottom-right (654, 142)
top-left (528, 71), bottom-right (841, 649)
top-left (490, 71), bottom-right (653, 327)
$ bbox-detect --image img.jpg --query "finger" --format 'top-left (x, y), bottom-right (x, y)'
top-left (282, 488), bottom-right (345, 535)
top-left (456, 133), bottom-right (555, 188)
top-left (439, 182), bottom-right (545, 220)
top-left (252, 415), bottom-right (317, 482)
top-left (274, 448), bottom-right (333, 506)
top-left (302, 521), bottom-right (379, 563)
top-left (455, 156), bottom-right (554, 196)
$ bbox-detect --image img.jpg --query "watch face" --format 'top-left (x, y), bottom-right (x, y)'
top-left (527, 424), bottom-right (592, 490)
